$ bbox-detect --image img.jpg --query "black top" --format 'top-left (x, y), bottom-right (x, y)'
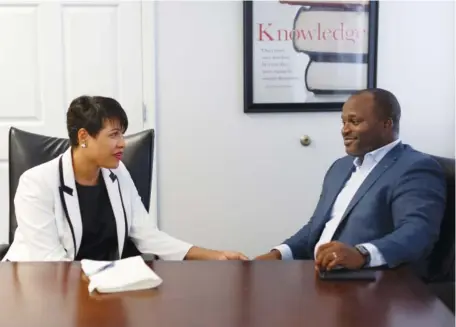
top-left (74, 176), bottom-right (119, 261)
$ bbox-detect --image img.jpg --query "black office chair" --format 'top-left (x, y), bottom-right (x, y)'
top-left (426, 155), bottom-right (455, 313)
top-left (1, 127), bottom-right (156, 260)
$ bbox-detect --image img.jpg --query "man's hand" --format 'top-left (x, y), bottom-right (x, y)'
top-left (315, 241), bottom-right (366, 271)
top-left (185, 246), bottom-right (249, 260)
top-left (254, 249), bottom-right (282, 260)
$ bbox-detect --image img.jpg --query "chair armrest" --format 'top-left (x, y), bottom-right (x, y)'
top-left (141, 253), bottom-right (158, 261)
top-left (428, 281), bottom-right (455, 314)
top-left (0, 244), bottom-right (10, 260)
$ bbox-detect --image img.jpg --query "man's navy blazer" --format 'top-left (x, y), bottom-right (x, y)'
top-left (283, 143), bottom-right (446, 278)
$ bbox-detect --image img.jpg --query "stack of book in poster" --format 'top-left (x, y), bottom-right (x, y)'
top-left (279, 0), bottom-right (371, 94)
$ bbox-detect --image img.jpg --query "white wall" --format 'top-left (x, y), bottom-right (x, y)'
top-left (376, 1), bottom-right (455, 157)
top-left (155, 1), bottom-right (455, 257)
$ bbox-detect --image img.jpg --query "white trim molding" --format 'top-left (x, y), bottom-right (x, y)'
top-left (141, 0), bottom-right (159, 225)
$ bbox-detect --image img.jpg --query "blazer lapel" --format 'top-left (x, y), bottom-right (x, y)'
top-left (60, 149), bottom-right (83, 256)
top-left (309, 160), bottom-right (355, 248)
top-left (339, 144), bottom-right (404, 222)
top-left (321, 160), bottom-right (355, 221)
top-left (101, 169), bottom-right (126, 258)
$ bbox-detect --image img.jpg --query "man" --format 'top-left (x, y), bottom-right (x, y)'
top-left (255, 88), bottom-right (446, 278)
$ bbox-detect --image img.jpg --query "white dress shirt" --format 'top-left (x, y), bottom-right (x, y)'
top-left (275, 139), bottom-right (401, 267)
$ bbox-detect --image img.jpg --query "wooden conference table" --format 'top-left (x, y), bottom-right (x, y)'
top-left (0, 261), bottom-right (453, 327)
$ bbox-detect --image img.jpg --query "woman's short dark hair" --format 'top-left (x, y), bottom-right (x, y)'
top-left (67, 95), bottom-right (128, 146)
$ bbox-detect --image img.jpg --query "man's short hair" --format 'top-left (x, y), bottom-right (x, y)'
top-left (354, 88), bottom-right (401, 134)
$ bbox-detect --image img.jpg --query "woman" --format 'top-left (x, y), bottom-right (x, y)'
top-left (4, 96), bottom-right (248, 261)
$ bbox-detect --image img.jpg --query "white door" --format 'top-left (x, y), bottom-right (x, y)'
top-left (0, 0), bottom-right (157, 244)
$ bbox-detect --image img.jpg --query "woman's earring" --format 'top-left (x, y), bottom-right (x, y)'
top-left (81, 142), bottom-right (87, 148)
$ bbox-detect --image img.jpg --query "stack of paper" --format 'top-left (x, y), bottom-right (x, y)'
top-left (81, 255), bottom-right (163, 293)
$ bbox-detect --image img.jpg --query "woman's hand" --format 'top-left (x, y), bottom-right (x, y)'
top-left (184, 246), bottom-right (249, 260)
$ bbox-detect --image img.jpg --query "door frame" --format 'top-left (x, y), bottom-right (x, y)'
top-left (141, 0), bottom-right (159, 226)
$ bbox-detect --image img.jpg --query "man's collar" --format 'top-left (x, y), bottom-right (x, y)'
top-left (353, 139), bottom-right (402, 168)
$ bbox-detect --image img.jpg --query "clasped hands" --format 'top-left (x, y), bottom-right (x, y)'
top-left (185, 246), bottom-right (250, 260)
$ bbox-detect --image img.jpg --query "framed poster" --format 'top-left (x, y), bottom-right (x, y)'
top-left (243, 0), bottom-right (379, 113)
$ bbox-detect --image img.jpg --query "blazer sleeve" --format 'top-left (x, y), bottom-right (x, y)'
top-left (12, 169), bottom-right (71, 261)
top-left (370, 157), bottom-right (447, 268)
top-left (123, 168), bottom-right (193, 260)
top-left (283, 159), bottom-right (338, 259)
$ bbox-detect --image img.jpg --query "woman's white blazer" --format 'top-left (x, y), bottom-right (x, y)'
top-left (3, 148), bottom-right (193, 261)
